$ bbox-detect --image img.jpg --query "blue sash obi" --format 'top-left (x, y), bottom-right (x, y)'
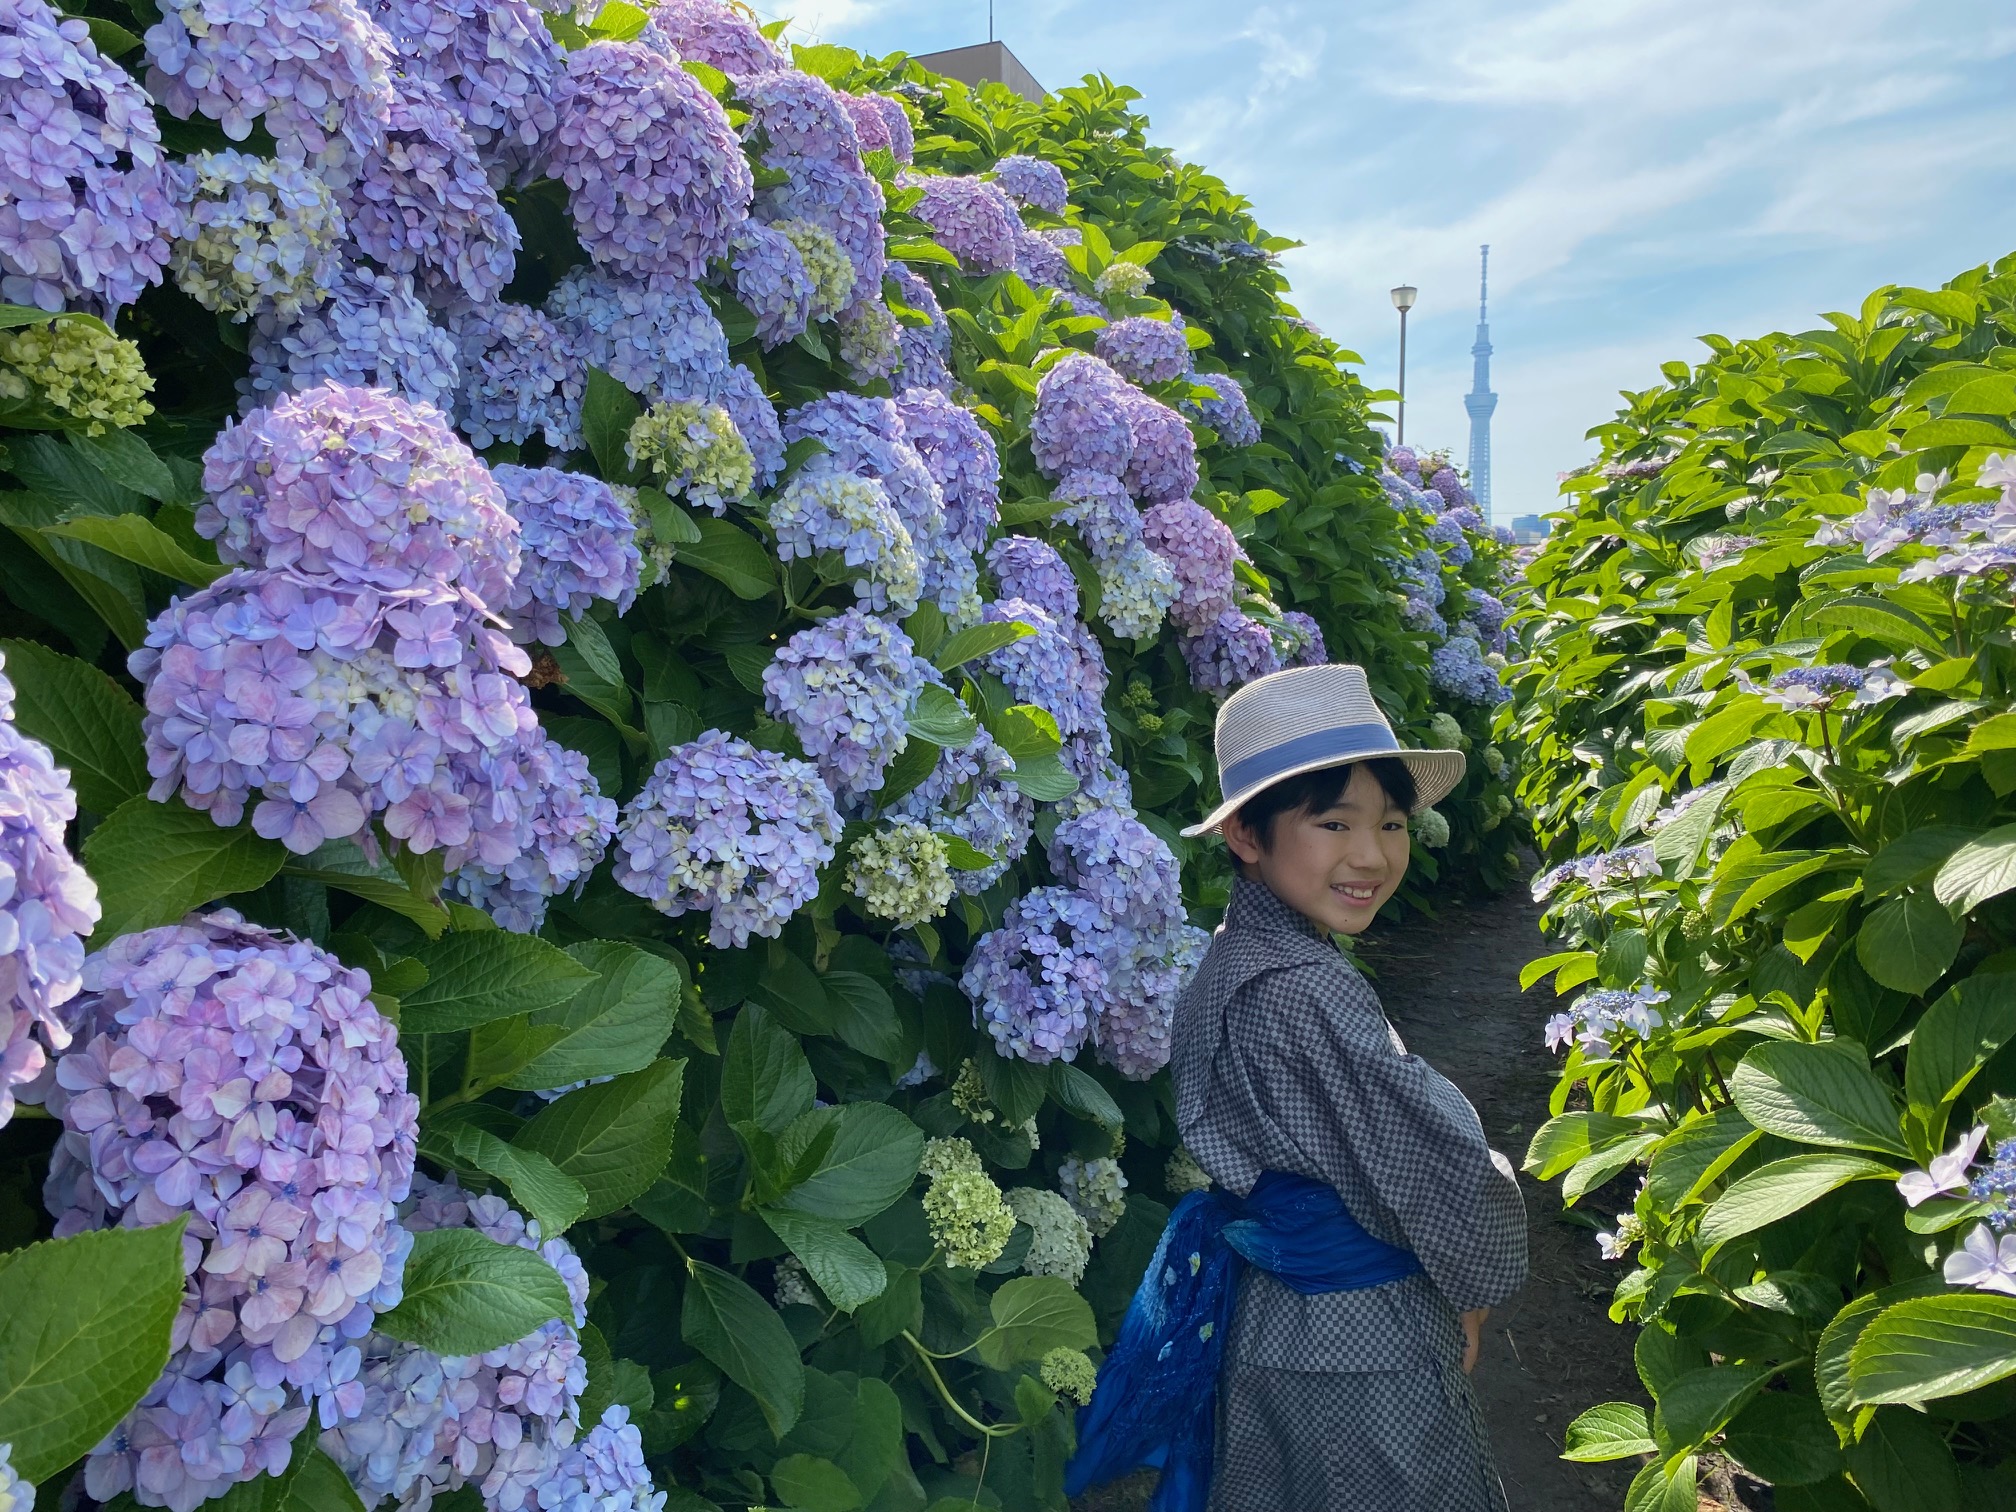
top-left (1062, 1171), bottom-right (1423, 1512)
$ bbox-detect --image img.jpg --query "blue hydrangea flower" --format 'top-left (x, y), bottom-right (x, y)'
top-left (1095, 539), bottom-right (1178, 641)
top-left (643, 0), bottom-right (786, 80)
top-left (755, 154), bottom-right (885, 307)
top-left (1141, 499), bottom-right (1237, 632)
top-left (1118, 387), bottom-right (1198, 503)
top-left (375, 0), bottom-right (560, 184)
top-left (167, 149), bottom-right (344, 320)
top-left (1273, 609), bottom-right (1327, 667)
top-left (449, 737), bottom-right (615, 931)
top-left (979, 598), bottom-right (1104, 737)
top-left (728, 221), bottom-right (815, 347)
top-left (1053, 470), bottom-right (1140, 561)
top-left (991, 154), bottom-right (1067, 214)
top-left (447, 301), bottom-right (583, 451)
top-left (1096, 316), bottom-right (1191, 386)
top-left (764, 459), bottom-right (922, 615)
top-left (741, 68), bottom-right (860, 164)
top-left (987, 536), bottom-right (1079, 621)
top-left (837, 298), bottom-right (901, 384)
top-left (897, 386), bottom-right (999, 553)
top-left (493, 465), bottom-right (639, 644)
top-left (1048, 807), bottom-right (1181, 928)
top-left (1031, 353), bottom-right (1134, 479)
top-left (545, 264), bottom-right (730, 404)
top-left (761, 608), bottom-right (924, 801)
top-left (1093, 915), bottom-right (1209, 1080)
top-left (885, 723), bottom-right (1031, 894)
top-left (1186, 371), bottom-right (1260, 447)
top-left (962, 886), bottom-right (1116, 1064)
top-left (912, 173), bottom-right (1021, 274)
top-left (1430, 635), bottom-right (1508, 705)
top-left (1182, 607), bottom-right (1281, 694)
top-left (887, 263), bottom-right (954, 393)
top-left (1013, 226), bottom-right (1075, 291)
top-left (612, 731), bottom-right (841, 948)
top-left (242, 264), bottom-right (460, 414)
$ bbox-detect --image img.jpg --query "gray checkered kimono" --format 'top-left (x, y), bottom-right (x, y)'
top-left (1170, 878), bottom-right (1528, 1512)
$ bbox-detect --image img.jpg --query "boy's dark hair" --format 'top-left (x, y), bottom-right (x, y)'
top-left (1233, 756), bottom-right (1418, 846)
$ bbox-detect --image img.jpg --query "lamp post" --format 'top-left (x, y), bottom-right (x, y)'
top-left (1390, 284), bottom-right (1417, 447)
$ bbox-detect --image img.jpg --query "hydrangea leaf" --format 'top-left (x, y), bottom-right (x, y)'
top-left (375, 1227), bottom-right (572, 1356)
top-left (774, 1103), bottom-right (924, 1226)
top-left (760, 1208), bottom-right (888, 1312)
top-left (1729, 1040), bottom-right (1910, 1156)
top-left (680, 516), bottom-right (777, 600)
top-left (515, 1057), bottom-right (685, 1217)
top-left (506, 941), bottom-right (683, 1091)
top-left (0, 1219), bottom-right (187, 1482)
top-left (0, 635), bottom-right (146, 812)
top-left (403, 930), bottom-right (599, 1034)
top-left (974, 1275), bottom-right (1097, 1370)
top-left (82, 795), bottom-right (287, 940)
top-left (770, 1453), bottom-right (860, 1512)
top-left (722, 1002), bottom-right (817, 1135)
top-left (681, 1258), bottom-right (805, 1438)
top-left (1848, 1294), bottom-right (2016, 1406)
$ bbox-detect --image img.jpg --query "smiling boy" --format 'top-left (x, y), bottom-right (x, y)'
top-left (1170, 663), bottom-right (1528, 1511)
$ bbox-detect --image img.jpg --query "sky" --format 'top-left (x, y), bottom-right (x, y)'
top-left (749, 0), bottom-right (2016, 524)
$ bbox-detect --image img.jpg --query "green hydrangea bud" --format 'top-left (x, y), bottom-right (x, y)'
top-left (1483, 745), bottom-right (1508, 779)
top-left (1094, 263), bottom-right (1153, 299)
top-left (1681, 909), bottom-right (1713, 942)
top-left (0, 318), bottom-right (153, 435)
top-left (775, 218), bottom-right (854, 319)
top-left (951, 1058), bottom-right (998, 1124)
top-left (1004, 1187), bottom-right (1092, 1285)
top-left (848, 821), bottom-right (955, 927)
top-left (1041, 1346), bottom-right (1098, 1406)
top-left (617, 484), bottom-right (678, 587)
top-left (923, 1168), bottom-right (1015, 1269)
top-left (920, 1135), bottom-right (984, 1182)
top-left (773, 1255), bottom-right (818, 1308)
top-left (1429, 712), bottom-right (1470, 751)
top-left (1410, 807), bottom-right (1451, 848)
top-left (626, 398), bottom-right (755, 513)
top-left (1164, 1146), bottom-right (1211, 1195)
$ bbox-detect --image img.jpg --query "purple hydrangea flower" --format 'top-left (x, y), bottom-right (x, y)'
top-left (1758, 662), bottom-right (1908, 711)
top-left (871, 94), bottom-right (912, 163)
top-left (1030, 354), bottom-right (1134, 479)
top-left (643, 0), bottom-right (786, 80)
top-left (887, 263), bottom-right (954, 393)
top-left (1187, 371), bottom-right (1259, 447)
top-left (1181, 608), bottom-right (1280, 694)
top-left (0, 648), bottom-right (100, 1127)
top-left (1093, 916), bottom-right (1208, 1080)
top-left (447, 301), bottom-right (583, 451)
top-left (545, 1406), bottom-right (665, 1512)
top-left (841, 90), bottom-right (891, 154)
top-left (0, 0), bottom-right (179, 314)
top-left (885, 722), bottom-right (1031, 893)
top-left (1013, 227), bottom-right (1075, 291)
top-left (896, 387), bottom-right (998, 552)
top-left (979, 598), bottom-right (1103, 738)
top-left (728, 221), bottom-right (815, 348)
top-left (373, 0), bottom-right (560, 184)
top-left (1048, 807), bottom-right (1180, 928)
top-left (1430, 466), bottom-right (1470, 507)
top-left (987, 536), bottom-right (1078, 621)
top-left (1117, 387), bottom-right (1198, 504)
top-left (545, 264), bottom-right (730, 405)
top-left (449, 737), bottom-right (614, 932)
top-left (1059, 728), bottom-right (1133, 815)
top-left (1542, 982), bottom-right (1669, 1057)
top-left (1427, 515), bottom-right (1474, 566)
top-left (764, 459), bottom-right (921, 615)
top-left (755, 155), bottom-right (884, 307)
top-left (242, 265), bottom-right (460, 414)
top-left (991, 154), bottom-right (1067, 215)
top-left (761, 608), bottom-right (924, 801)
top-left (613, 731), bottom-right (841, 948)
top-left (1141, 499), bottom-right (1236, 632)
top-left (1429, 635), bottom-right (1508, 706)
top-left (48, 911), bottom-right (416, 1512)
top-left (167, 150), bottom-right (344, 322)
top-left (742, 68), bottom-right (860, 163)
top-left (320, 1173), bottom-right (594, 1507)
top-left (545, 40), bottom-right (751, 282)
top-left (200, 382), bottom-right (519, 605)
top-left (340, 71), bottom-right (518, 312)
top-left (1274, 610), bottom-right (1327, 667)
top-left (144, 0), bottom-right (394, 180)
top-left (781, 394), bottom-right (944, 546)
top-left (911, 174), bottom-right (1020, 275)
top-left (1531, 844), bottom-right (1659, 902)
top-left (718, 363), bottom-right (785, 488)
top-left (131, 569), bottom-right (546, 865)
top-left (1096, 317), bottom-right (1190, 386)
top-left (963, 886), bottom-right (1116, 1064)
top-left (493, 465), bottom-right (639, 644)
top-left (1053, 470), bottom-right (1141, 562)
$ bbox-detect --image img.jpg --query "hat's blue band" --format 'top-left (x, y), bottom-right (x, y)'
top-left (1220, 722), bottom-right (1400, 799)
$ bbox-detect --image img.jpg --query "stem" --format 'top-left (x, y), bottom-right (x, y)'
top-left (1625, 1044), bottom-right (1677, 1128)
top-left (1816, 707), bottom-right (1836, 769)
top-left (419, 1034), bottom-right (431, 1112)
top-left (902, 1332), bottom-right (1018, 1439)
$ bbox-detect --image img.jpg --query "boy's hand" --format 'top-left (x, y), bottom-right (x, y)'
top-left (1461, 1308), bottom-right (1488, 1374)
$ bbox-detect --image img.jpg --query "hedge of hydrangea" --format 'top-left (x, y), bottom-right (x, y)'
top-left (0, 14), bottom-right (1521, 1511)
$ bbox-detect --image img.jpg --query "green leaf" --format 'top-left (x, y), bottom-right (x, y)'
top-left (285, 1443), bottom-right (368, 1512)
top-left (0, 1220), bottom-right (187, 1482)
top-left (1720, 1389), bottom-right (1841, 1486)
top-left (1856, 892), bottom-right (1964, 995)
top-left (823, 969), bottom-right (907, 1062)
top-left (681, 516), bottom-right (777, 599)
top-left (506, 941), bottom-right (682, 1091)
top-left (933, 620), bottom-right (1033, 671)
top-left (1841, 1405), bottom-right (1960, 1512)
top-left (79, 15), bottom-right (143, 57)
top-left (759, 1208), bottom-right (889, 1312)
top-left (888, 238), bottom-right (960, 268)
top-left (552, 613), bottom-right (637, 728)
top-left (974, 1275), bottom-right (1096, 1370)
top-left (906, 682), bottom-right (979, 747)
top-left (773, 1103), bottom-right (923, 1225)
top-left (770, 1453), bottom-right (861, 1511)
top-left (1867, 828), bottom-right (1984, 900)
top-left (376, 1228), bottom-right (573, 1356)
top-left (722, 1002), bottom-right (817, 1135)
top-left (67, 428), bottom-right (180, 503)
top-left (1049, 1062), bottom-right (1124, 1129)
top-left (1524, 1111), bottom-right (1646, 1180)
top-left (0, 636), bottom-right (146, 811)
top-left (515, 1058), bottom-right (686, 1218)
top-left (403, 931), bottom-right (600, 1034)
top-left (422, 1123), bottom-right (589, 1238)
top-left (939, 834), bottom-right (995, 871)
top-left (992, 703), bottom-right (1062, 763)
top-left (43, 512), bottom-right (223, 585)
top-left (284, 837), bottom-right (450, 939)
top-left (1729, 1040), bottom-right (1910, 1155)
top-left (1652, 1361), bottom-right (1773, 1452)
top-left (1697, 1152), bottom-right (1898, 1248)
top-left (681, 1258), bottom-right (805, 1438)
top-left (1934, 823), bottom-right (2016, 912)
top-left (83, 796), bottom-right (287, 939)
top-left (1623, 1456), bottom-right (1697, 1512)
top-left (1561, 1400), bottom-right (1657, 1461)
top-left (1905, 973), bottom-right (2016, 1114)
top-left (582, 367), bottom-right (642, 480)
top-left (1847, 1293), bottom-right (2016, 1405)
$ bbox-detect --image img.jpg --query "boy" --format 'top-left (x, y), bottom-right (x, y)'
top-left (1069, 663), bottom-right (1526, 1512)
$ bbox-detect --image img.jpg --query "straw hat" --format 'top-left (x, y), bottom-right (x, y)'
top-left (1181, 663), bottom-right (1467, 838)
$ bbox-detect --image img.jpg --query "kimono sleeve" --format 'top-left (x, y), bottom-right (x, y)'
top-left (1245, 958), bottom-right (1528, 1312)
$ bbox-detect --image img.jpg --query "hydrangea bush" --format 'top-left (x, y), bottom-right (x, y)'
top-left (0, 16), bottom-right (1519, 1511)
top-left (1507, 256), bottom-right (2016, 1507)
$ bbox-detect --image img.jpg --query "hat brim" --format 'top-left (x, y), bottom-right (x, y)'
top-left (1180, 747), bottom-right (1469, 838)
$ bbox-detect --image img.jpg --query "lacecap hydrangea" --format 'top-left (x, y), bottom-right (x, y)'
top-left (45, 911), bottom-right (416, 1512)
top-left (0, 646), bottom-right (101, 1127)
top-left (760, 607), bottom-right (923, 801)
top-left (613, 731), bottom-right (841, 948)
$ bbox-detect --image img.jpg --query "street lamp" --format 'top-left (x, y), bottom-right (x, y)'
top-left (1390, 284), bottom-right (1418, 448)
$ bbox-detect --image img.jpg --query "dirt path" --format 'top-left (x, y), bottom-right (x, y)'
top-left (1357, 885), bottom-right (1645, 1512)
top-left (1071, 882), bottom-right (1648, 1512)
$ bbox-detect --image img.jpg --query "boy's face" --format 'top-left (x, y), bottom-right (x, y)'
top-left (1223, 762), bottom-right (1411, 935)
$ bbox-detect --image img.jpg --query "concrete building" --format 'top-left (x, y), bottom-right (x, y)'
top-left (911, 41), bottom-right (1045, 102)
